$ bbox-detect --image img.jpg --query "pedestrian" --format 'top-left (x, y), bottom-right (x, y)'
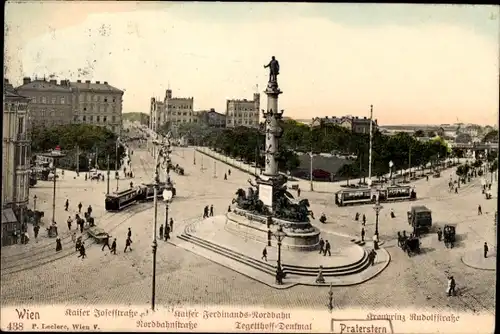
top-left (484, 242), bottom-right (489, 258)
top-left (78, 242), bottom-right (86, 259)
top-left (65, 199), bottom-right (69, 211)
top-left (437, 228), bottom-right (442, 242)
top-left (169, 218), bottom-right (174, 232)
top-left (228, 169), bottom-right (231, 176)
top-left (78, 202), bottom-right (82, 213)
top-left (455, 187), bottom-right (458, 194)
top-left (297, 187), bottom-right (301, 197)
top-left (318, 238), bottom-right (325, 254)
top-left (33, 225), bottom-right (40, 239)
top-left (159, 224), bottom-right (164, 240)
top-left (79, 220), bottom-right (84, 233)
top-left (111, 238), bottom-right (117, 254)
top-left (324, 240), bottom-right (331, 256)
top-left (203, 206), bottom-right (209, 219)
top-left (478, 205), bottom-right (482, 215)
top-left (261, 247), bottom-right (267, 261)
top-left (127, 227), bottom-right (132, 240)
top-left (362, 214), bottom-right (366, 226)
top-left (87, 205), bottom-right (92, 216)
top-left (124, 236), bottom-right (132, 252)
top-left (447, 276), bottom-right (456, 297)
top-left (369, 249), bottom-right (377, 266)
top-left (85, 174), bottom-right (88, 181)
top-left (101, 235), bottom-right (111, 251)
top-left (227, 205), bottom-right (231, 213)
top-left (55, 238), bottom-right (62, 252)
top-left (361, 227), bottom-right (365, 242)
top-left (67, 216), bottom-right (72, 230)
top-left (164, 225), bottom-right (170, 241)
top-left (426, 175), bottom-right (429, 181)
top-left (210, 205), bottom-right (214, 217)
top-left (130, 181), bottom-right (133, 189)
top-left (224, 173), bottom-right (227, 180)
top-left (355, 212), bottom-right (359, 221)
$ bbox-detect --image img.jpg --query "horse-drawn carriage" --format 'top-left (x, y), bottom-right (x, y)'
top-left (90, 169), bottom-right (102, 180)
top-left (443, 224), bottom-right (456, 248)
top-left (84, 212), bottom-right (95, 227)
top-left (401, 236), bottom-right (421, 256)
top-left (87, 226), bottom-right (110, 244)
top-left (173, 164), bottom-right (184, 175)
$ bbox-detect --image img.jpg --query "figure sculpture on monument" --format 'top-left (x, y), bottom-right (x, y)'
top-left (264, 56), bottom-right (280, 83)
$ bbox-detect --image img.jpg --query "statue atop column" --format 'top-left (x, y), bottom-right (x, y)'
top-left (264, 56), bottom-right (280, 84)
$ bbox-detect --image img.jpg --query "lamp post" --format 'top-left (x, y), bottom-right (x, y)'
top-left (42, 147), bottom-right (65, 224)
top-left (328, 283), bottom-right (334, 312)
top-left (33, 195), bottom-right (37, 211)
top-left (151, 165), bottom-right (160, 312)
top-left (273, 225), bottom-right (287, 284)
top-left (373, 201), bottom-right (383, 238)
top-left (106, 154), bottom-right (110, 195)
top-left (116, 138), bottom-right (120, 192)
top-left (389, 160), bottom-right (394, 185)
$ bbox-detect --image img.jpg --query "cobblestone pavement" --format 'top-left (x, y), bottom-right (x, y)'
top-left (1, 146), bottom-right (495, 315)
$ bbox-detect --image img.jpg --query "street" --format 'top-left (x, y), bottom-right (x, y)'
top-left (0, 145), bottom-right (495, 314)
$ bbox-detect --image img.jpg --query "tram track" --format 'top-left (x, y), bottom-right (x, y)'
top-left (1, 203), bottom-right (153, 277)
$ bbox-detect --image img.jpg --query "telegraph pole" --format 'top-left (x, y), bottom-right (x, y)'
top-left (368, 105), bottom-right (373, 186)
top-left (75, 145), bottom-right (80, 173)
top-left (309, 120), bottom-right (314, 191)
top-left (106, 154), bottom-right (110, 195)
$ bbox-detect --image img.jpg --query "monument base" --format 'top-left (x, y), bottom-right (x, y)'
top-left (230, 209), bottom-right (320, 251)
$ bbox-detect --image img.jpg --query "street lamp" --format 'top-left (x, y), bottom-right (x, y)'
top-left (328, 283), bottom-right (334, 312)
top-left (42, 147), bottom-right (65, 225)
top-left (373, 201), bottom-right (383, 239)
top-left (151, 165), bottom-right (160, 312)
top-left (273, 225), bottom-right (287, 284)
top-left (389, 160), bottom-right (394, 185)
top-left (115, 138), bottom-right (120, 192)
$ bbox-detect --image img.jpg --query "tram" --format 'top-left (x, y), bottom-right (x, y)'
top-left (105, 188), bottom-right (138, 211)
top-left (335, 188), bottom-right (377, 206)
top-left (384, 185), bottom-right (416, 202)
top-left (136, 182), bottom-right (176, 201)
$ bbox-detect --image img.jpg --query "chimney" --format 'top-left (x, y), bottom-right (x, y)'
top-left (23, 77), bottom-right (31, 85)
top-left (85, 80), bottom-right (91, 84)
top-left (77, 80), bottom-right (81, 83)
top-left (96, 81), bottom-right (100, 84)
top-left (104, 81), bottom-right (108, 85)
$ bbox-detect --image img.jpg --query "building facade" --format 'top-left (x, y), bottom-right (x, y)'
top-left (225, 93), bottom-right (260, 128)
top-left (164, 89), bottom-right (196, 125)
top-left (70, 79), bottom-right (124, 135)
top-left (2, 80), bottom-right (31, 245)
top-left (198, 109), bottom-right (226, 128)
top-left (311, 115), bottom-right (378, 134)
top-left (16, 77), bottom-right (124, 135)
top-left (15, 77), bottom-right (73, 127)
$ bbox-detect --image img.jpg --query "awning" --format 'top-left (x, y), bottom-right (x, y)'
top-left (2, 208), bottom-right (18, 225)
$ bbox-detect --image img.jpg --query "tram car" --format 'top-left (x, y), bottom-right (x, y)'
top-left (383, 185), bottom-right (416, 202)
top-left (105, 188), bottom-right (138, 211)
top-left (335, 188), bottom-right (377, 206)
top-left (136, 182), bottom-right (176, 202)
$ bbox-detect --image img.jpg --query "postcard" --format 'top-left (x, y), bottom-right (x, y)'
top-left (2, 2), bottom-right (497, 333)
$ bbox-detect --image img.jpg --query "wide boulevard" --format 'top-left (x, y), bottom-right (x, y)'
top-left (0, 144), bottom-right (496, 314)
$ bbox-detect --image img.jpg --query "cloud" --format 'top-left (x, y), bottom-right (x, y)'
top-left (6, 4), bottom-right (499, 125)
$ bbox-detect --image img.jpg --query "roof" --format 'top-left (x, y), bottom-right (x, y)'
top-left (4, 89), bottom-right (30, 100)
top-left (2, 208), bottom-right (18, 225)
top-left (16, 80), bottom-right (72, 92)
top-left (411, 205), bottom-right (431, 212)
top-left (70, 81), bottom-right (123, 94)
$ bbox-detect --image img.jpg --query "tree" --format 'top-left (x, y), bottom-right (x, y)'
top-left (482, 130), bottom-right (499, 143)
top-left (31, 124), bottom-right (126, 171)
top-left (414, 129), bottom-right (425, 137)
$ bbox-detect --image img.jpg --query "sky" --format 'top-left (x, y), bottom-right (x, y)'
top-left (4, 2), bottom-right (499, 125)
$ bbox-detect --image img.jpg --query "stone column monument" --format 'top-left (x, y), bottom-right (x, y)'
top-left (257, 56), bottom-right (285, 213)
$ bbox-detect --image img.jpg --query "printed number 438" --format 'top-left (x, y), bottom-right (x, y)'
top-left (7, 323), bottom-right (24, 331)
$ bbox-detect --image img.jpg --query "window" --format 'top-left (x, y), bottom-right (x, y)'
top-left (41, 97), bottom-right (47, 104)
top-left (60, 97), bottom-right (65, 104)
top-left (94, 95), bottom-right (98, 102)
top-left (112, 98), bottom-right (116, 103)
top-left (90, 116), bottom-right (93, 122)
top-left (17, 116), bottom-right (24, 134)
top-left (97, 116), bottom-right (100, 122)
top-left (103, 116), bottom-right (107, 122)
top-left (83, 116), bottom-right (86, 121)
top-left (112, 116), bottom-right (116, 122)
top-left (51, 97), bottom-right (56, 104)
top-left (104, 98), bottom-right (108, 102)
top-left (83, 107), bottom-right (87, 111)
top-left (20, 146), bottom-right (27, 166)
